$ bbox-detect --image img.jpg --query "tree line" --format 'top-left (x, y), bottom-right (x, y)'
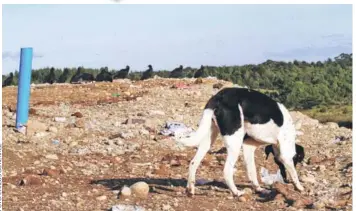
top-left (2, 53), bottom-right (352, 110)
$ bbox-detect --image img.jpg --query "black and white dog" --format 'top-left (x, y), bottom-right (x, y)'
top-left (176, 87), bottom-right (305, 197)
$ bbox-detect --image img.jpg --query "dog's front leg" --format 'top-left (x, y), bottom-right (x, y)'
top-left (243, 139), bottom-right (270, 194)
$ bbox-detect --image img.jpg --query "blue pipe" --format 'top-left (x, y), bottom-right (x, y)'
top-left (15, 47), bottom-right (33, 131)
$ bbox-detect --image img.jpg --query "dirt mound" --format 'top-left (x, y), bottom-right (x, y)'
top-left (2, 78), bottom-right (352, 211)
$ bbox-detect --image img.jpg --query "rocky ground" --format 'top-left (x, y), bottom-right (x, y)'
top-left (2, 77), bottom-right (353, 211)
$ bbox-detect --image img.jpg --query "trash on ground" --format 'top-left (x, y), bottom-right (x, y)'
top-left (171, 83), bottom-right (190, 89)
top-left (196, 178), bottom-right (210, 186)
top-left (112, 93), bottom-right (121, 97)
top-left (331, 135), bottom-right (350, 144)
top-left (52, 140), bottom-right (60, 145)
top-left (111, 204), bottom-right (145, 211)
top-left (260, 167), bottom-right (285, 185)
top-left (160, 121), bottom-right (194, 138)
top-left (54, 117), bottom-right (66, 122)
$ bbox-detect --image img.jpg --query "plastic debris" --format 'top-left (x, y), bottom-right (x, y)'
top-left (52, 140), bottom-right (60, 145)
top-left (171, 82), bottom-right (190, 89)
top-left (112, 93), bottom-right (120, 97)
top-left (111, 204), bottom-right (145, 211)
top-left (54, 117), bottom-right (66, 122)
top-left (260, 167), bottom-right (285, 185)
top-left (331, 135), bottom-right (350, 144)
top-left (160, 121), bottom-right (194, 138)
top-left (196, 178), bottom-right (210, 186)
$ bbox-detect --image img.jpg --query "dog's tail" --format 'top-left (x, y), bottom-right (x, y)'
top-left (176, 109), bottom-right (214, 147)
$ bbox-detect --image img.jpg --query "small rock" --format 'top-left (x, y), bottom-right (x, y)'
top-left (96, 195), bottom-right (107, 201)
top-left (69, 141), bottom-right (78, 147)
top-left (238, 196), bottom-right (247, 202)
top-left (130, 181), bottom-right (149, 198)
top-left (5, 183), bottom-right (17, 189)
top-left (48, 126), bottom-right (58, 133)
top-left (326, 122), bottom-right (339, 129)
top-left (119, 132), bottom-right (134, 139)
top-left (71, 112), bottom-right (83, 118)
top-left (45, 154), bottom-right (59, 160)
top-left (194, 78), bottom-right (203, 84)
top-left (243, 188), bottom-right (253, 195)
top-left (162, 204), bottom-right (171, 211)
top-left (140, 129), bottom-right (149, 135)
top-left (313, 201), bottom-right (325, 209)
top-left (308, 156), bottom-right (323, 165)
top-left (120, 186), bottom-right (131, 197)
top-left (149, 110), bottom-right (165, 116)
top-left (12, 196), bottom-right (18, 202)
top-left (62, 192), bottom-right (68, 197)
top-left (42, 168), bottom-right (62, 177)
top-left (213, 83), bottom-right (224, 89)
top-left (34, 132), bottom-right (49, 137)
top-left (75, 119), bottom-right (85, 128)
top-left (300, 174), bottom-right (316, 183)
top-left (111, 204), bottom-right (145, 211)
top-left (124, 118), bottom-right (146, 125)
top-left (317, 165), bottom-right (326, 172)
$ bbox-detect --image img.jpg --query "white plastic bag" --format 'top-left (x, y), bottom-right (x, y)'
top-left (260, 167), bottom-right (285, 185)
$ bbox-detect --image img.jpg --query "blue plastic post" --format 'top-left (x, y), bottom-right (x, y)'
top-left (15, 47), bottom-right (33, 133)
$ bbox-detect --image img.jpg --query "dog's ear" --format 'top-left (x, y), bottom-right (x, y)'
top-left (295, 144), bottom-right (305, 163)
top-left (265, 145), bottom-right (274, 160)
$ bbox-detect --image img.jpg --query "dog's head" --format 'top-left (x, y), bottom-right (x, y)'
top-left (265, 144), bottom-right (305, 163)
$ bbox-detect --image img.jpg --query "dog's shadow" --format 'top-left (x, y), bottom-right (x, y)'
top-left (91, 177), bottom-right (247, 193)
top-left (90, 177), bottom-right (276, 200)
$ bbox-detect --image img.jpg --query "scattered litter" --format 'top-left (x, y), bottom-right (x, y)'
top-left (196, 178), bottom-right (210, 186)
top-left (52, 140), bottom-right (60, 145)
top-left (111, 204), bottom-right (145, 211)
top-left (171, 83), bottom-right (190, 89)
top-left (54, 117), bottom-right (66, 122)
top-left (260, 167), bottom-right (285, 185)
top-left (160, 122), bottom-right (194, 138)
top-left (331, 135), bottom-right (350, 144)
top-left (112, 93), bottom-right (121, 97)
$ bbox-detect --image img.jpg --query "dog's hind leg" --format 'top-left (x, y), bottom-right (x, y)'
top-left (216, 105), bottom-right (246, 197)
top-left (186, 132), bottom-right (212, 196)
top-left (223, 128), bottom-right (245, 197)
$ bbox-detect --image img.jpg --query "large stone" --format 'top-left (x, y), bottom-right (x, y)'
top-left (130, 181), bottom-right (149, 198)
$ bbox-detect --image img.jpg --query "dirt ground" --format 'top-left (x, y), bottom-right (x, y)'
top-left (2, 78), bottom-right (353, 211)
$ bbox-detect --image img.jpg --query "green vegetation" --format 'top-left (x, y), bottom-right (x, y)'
top-left (2, 53), bottom-right (352, 124)
top-left (302, 105), bottom-right (352, 124)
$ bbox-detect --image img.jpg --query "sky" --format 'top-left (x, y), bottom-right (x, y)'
top-left (2, 4), bottom-right (353, 74)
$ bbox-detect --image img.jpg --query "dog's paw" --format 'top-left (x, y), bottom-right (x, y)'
top-left (186, 186), bottom-right (195, 197)
top-left (232, 190), bottom-right (245, 198)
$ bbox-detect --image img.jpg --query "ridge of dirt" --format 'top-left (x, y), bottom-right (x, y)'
top-left (2, 78), bottom-right (352, 211)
